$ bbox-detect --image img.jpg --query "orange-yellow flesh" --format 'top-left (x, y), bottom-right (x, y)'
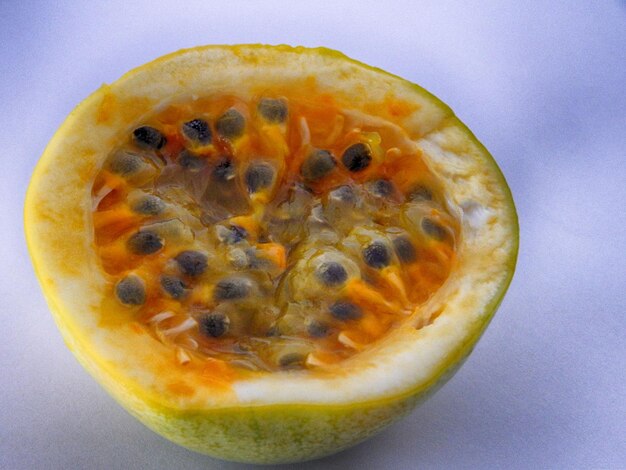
top-left (90, 93), bottom-right (458, 374)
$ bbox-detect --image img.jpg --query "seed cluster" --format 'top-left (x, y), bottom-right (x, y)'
top-left (92, 95), bottom-right (457, 372)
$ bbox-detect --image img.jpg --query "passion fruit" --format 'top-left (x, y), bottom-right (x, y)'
top-left (25, 45), bottom-right (518, 464)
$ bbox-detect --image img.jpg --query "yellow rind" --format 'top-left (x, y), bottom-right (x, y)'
top-left (25, 44), bottom-right (518, 464)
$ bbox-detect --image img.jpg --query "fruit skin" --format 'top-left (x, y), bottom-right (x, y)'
top-left (25, 45), bottom-right (518, 464)
top-left (61, 300), bottom-right (499, 464)
top-left (69, 313), bottom-right (478, 464)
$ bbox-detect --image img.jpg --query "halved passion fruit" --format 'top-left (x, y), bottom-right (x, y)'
top-left (25, 45), bottom-right (518, 464)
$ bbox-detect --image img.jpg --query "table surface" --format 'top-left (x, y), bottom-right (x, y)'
top-left (1, 2), bottom-right (625, 469)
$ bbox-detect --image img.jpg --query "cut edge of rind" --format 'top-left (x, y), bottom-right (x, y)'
top-left (24, 44), bottom-right (518, 414)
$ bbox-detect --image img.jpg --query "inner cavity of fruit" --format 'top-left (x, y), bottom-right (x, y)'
top-left (91, 94), bottom-right (458, 372)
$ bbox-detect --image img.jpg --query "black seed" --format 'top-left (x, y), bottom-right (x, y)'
top-left (258, 98), bottom-right (288, 123)
top-left (362, 241), bottom-right (391, 269)
top-left (342, 143), bottom-right (372, 172)
top-left (132, 195), bottom-right (165, 215)
top-left (127, 230), bottom-right (163, 255)
top-left (160, 275), bottom-right (187, 300)
top-left (215, 109), bottom-right (245, 139)
top-left (109, 152), bottom-right (143, 176)
top-left (369, 179), bottom-right (394, 197)
top-left (329, 185), bottom-right (356, 203)
top-left (178, 150), bottom-right (206, 171)
top-left (422, 218), bottom-right (448, 241)
top-left (115, 275), bottom-right (146, 306)
top-left (408, 184), bottom-right (433, 201)
top-left (214, 277), bottom-right (250, 301)
top-left (316, 261), bottom-right (348, 286)
top-left (245, 162), bottom-right (275, 193)
top-left (213, 158), bottom-right (235, 181)
top-left (393, 236), bottom-right (417, 263)
top-left (329, 301), bottom-right (362, 321)
top-left (247, 247), bottom-right (278, 270)
top-left (278, 352), bottom-right (305, 369)
top-left (175, 250), bottom-right (208, 276)
top-left (301, 149), bottom-right (337, 182)
top-left (307, 320), bottom-right (329, 338)
top-left (199, 312), bottom-right (230, 338)
top-left (133, 126), bottom-right (166, 150)
top-left (182, 118), bottom-right (212, 144)
top-left (220, 225), bottom-right (247, 244)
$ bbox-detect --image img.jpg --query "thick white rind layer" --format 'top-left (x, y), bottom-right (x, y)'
top-left (26, 45), bottom-right (517, 408)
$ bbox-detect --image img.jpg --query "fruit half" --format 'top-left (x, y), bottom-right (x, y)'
top-left (25, 45), bottom-right (518, 464)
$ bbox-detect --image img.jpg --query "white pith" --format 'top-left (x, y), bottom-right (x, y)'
top-left (26, 45), bottom-right (516, 408)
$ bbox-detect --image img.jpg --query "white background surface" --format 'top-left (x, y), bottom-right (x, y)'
top-left (1, 2), bottom-right (625, 469)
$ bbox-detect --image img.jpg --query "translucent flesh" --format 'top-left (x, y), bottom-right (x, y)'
top-left (92, 93), bottom-right (458, 373)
